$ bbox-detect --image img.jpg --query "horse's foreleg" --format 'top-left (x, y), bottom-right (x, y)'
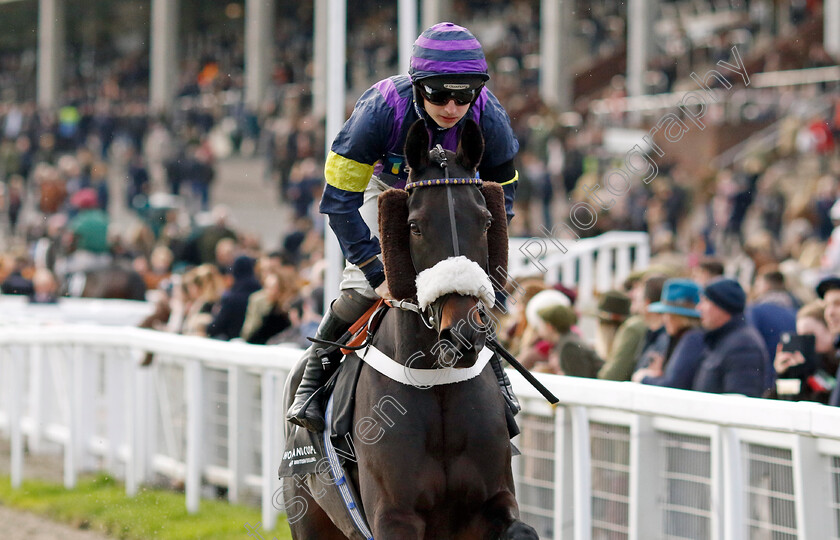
top-left (282, 476), bottom-right (350, 540)
top-left (500, 520), bottom-right (539, 540)
top-left (370, 509), bottom-right (425, 540)
top-left (459, 490), bottom-right (539, 540)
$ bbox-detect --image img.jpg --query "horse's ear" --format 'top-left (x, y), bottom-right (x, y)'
top-left (378, 189), bottom-right (416, 300)
top-left (480, 182), bottom-right (508, 293)
top-left (456, 120), bottom-right (484, 172)
top-left (404, 119), bottom-right (430, 174)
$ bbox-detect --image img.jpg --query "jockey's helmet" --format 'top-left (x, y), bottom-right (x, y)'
top-left (409, 22), bottom-right (489, 101)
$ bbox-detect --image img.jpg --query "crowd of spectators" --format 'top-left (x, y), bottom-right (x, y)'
top-left (498, 242), bottom-right (840, 405)
top-left (0, 95), bottom-right (327, 347)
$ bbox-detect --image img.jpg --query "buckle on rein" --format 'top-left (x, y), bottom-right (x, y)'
top-left (309, 300), bottom-right (388, 369)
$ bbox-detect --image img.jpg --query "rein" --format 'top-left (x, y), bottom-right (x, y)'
top-left (402, 145), bottom-right (485, 334)
top-left (435, 145), bottom-right (460, 257)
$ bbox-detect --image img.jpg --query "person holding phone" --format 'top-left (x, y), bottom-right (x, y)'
top-left (773, 300), bottom-right (837, 402)
top-left (813, 276), bottom-right (840, 407)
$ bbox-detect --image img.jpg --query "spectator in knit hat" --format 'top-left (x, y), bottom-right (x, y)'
top-left (512, 287), bottom-right (571, 367)
top-left (693, 278), bottom-right (767, 397)
top-left (518, 291), bottom-right (573, 373)
top-left (537, 303), bottom-right (603, 377)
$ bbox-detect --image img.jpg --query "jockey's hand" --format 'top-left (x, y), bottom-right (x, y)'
top-left (375, 281), bottom-right (393, 300)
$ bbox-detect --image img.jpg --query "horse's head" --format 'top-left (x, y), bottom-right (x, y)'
top-left (378, 119), bottom-right (508, 366)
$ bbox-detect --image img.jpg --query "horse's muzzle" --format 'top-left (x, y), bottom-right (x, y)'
top-left (436, 294), bottom-right (487, 368)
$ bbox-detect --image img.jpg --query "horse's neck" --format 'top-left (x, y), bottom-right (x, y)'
top-left (372, 308), bottom-right (441, 369)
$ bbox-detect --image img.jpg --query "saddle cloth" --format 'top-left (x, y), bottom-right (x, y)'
top-left (279, 353), bottom-right (372, 539)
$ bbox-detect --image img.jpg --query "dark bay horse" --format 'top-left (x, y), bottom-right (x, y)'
top-left (80, 265), bottom-right (147, 300)
top-left (284, 120), bottom-right (537, 539)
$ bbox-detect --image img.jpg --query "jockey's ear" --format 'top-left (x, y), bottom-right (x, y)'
top-left (456, 120), bottom-right (483, 172)
top-left (480, 182), bottom-right (508, 293)
top-left (404, 119), bottom-right (431, 174)
top-left (378, 189), bottom-right (416, 300)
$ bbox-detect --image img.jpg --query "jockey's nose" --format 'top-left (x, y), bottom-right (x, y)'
top-left (442, 99), bottom-right (460, 112)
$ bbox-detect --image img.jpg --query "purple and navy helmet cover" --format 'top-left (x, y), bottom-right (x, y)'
top-left (409, 22), bottom-right (489, 88)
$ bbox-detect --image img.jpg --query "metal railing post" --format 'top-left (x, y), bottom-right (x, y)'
top-left (6, 346), bottom-right (23, 488)
top-left (570, 406), bottom-right (592, 540)
top-left (28, 345), bottom-right (46, 453)
top-left (185, 360), bottom-right (203, 514)
top-left (105, 351), bottom-right (124, 474)
top-left (628, 416), bottom-right (658, 540)
top-left (261, 371), bottom-right (279, 530)
top-left (793, 434), bottom-right (833, 538)
top-left (228, 365), bottom-right (252, 503)
top-left (553, 407), bottom-right (575, 540)
top-left (596, 244), bottom-right (614, 293)
top-left (721, 427), bottom-right (745, 540)
top-left (126, 356), bottom-right (139, 496)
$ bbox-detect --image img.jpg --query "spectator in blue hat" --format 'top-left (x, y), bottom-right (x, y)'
top-left (632, 279), bottom-right (705, 390)
top-left (692, 278), bottom-right (767, 397)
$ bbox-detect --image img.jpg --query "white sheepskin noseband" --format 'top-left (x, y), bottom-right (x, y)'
top-left (415, 256), bottom-right (496, 310)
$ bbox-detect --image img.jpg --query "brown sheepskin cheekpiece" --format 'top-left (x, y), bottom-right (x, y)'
top-left (480, 182), bottom-right (509, 292)
top-left (378, 189), bottom-right (416, 299)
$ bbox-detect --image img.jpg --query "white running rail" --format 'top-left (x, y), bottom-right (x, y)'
top-left (2, 323), bottom-right (840, 538)
top-left (509, 231), bottom-right (650, 305)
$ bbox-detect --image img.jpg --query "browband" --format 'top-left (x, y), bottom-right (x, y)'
top-left (404, 177), bottom-right (483, 190)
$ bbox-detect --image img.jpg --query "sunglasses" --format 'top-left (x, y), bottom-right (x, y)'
top-left (418, 84), bottom-right (479, 106)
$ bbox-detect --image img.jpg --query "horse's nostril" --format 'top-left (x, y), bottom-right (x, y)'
top-left (435, 328), bottom-right (461, 367)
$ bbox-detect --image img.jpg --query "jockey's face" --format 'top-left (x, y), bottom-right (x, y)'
top-left (423, 97), bottom-right (470, 129)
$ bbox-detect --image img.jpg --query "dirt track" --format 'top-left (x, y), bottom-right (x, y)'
top-left (0, 504), bottom-right (111, 540)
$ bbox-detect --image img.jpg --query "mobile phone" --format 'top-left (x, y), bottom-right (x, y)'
top-left (779, 332), bottom-right (817, 378)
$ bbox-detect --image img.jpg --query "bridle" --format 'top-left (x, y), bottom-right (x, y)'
top-left (404, 144), bottom-right (484, 261)
top-left (401, 149), bottom-right (490, 336)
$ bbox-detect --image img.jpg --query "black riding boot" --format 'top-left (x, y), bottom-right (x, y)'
top-left (286, 292), bottom-right (376, 432)
top-left (491, 352), bottom-right (521, 438)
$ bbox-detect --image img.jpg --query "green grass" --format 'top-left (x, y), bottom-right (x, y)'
top-left (0, 474), bottom-right (293, 539)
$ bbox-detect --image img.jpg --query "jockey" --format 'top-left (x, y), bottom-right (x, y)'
top-left (287, 22), bottom-right (520, 433)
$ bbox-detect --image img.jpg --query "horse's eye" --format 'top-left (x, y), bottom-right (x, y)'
top-left (409, 222), bottom-right (422, 236)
